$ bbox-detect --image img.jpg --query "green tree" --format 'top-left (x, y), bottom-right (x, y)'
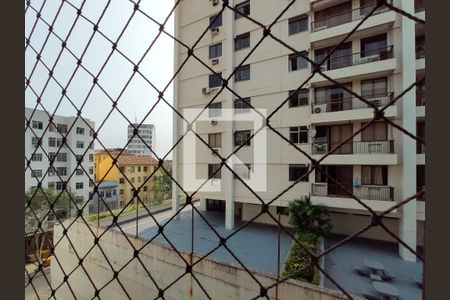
top-left (287, 194), bottom-right (332, 241)
top-left (151, 167), bottom-right (172, 204)
top-left (25, 187), bottom-right (83, 264)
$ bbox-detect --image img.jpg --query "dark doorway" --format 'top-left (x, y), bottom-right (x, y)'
top-left (206, 199), bottom-right (225, 212)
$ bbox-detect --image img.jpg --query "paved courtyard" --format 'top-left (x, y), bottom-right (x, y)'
top-left (324, 234), bottom-right (423, 300)
top-left (129, 208), bottom-right (294, 275)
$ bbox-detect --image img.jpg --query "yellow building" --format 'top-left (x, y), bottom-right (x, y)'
top-left (95, 149), bottom-right (159, 207)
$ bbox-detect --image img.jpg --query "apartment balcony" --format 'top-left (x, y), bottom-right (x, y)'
top-left (311, 183), bottom-right (396, 212)
top-left (311, 140), bottom-right (398, 165)
top-left (310, 4), bottom-right (396, 44)
top-left (416, 89), bottom-right (425, 117)
top-left (416, 43), bottom-right (425, 70)
top-left (311, 92), bottom-right (397, 124)
top-left (417, 143), bottom-right (425, 165)
top-left (310, 46), bottom-right (396, 85)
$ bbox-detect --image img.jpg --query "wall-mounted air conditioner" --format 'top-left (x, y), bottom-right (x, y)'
top-left (313, 103), bottom-right (327, 114)
top-left (355, 54), bottom-right (380, 65)
top-left (202, 87), bottom-right (211, 95)
top-left (210, 58), bottom-right (219, 65)
top-left (210, 120), bottom-right (218, 125)
top-left (210, 27), bottom-right (220, 35)
top-left (314, 143), bottom-right (328, 155)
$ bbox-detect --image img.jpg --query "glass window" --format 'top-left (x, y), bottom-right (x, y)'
top-left (288, 89), bottom-right (309, 107)
top-left (234, 164), bottom-right (251, 179)
top-left (289, 164), bottom-right (309, 182)
top-left (290, 126), bottom-right (309, 144)
top-left (32, 121), bottom-right (43, 129)
top-left (208, 164), bottom-right (221, 179)
top-left (56, 124), bottom-right (67, 133)
top-left (361, 121), bottom-right (388, 141)
top-left (31, 137), bottom-right (39, 147)
top-left (31, 153), bottom-right (43, 161)
top-left (235, 1), bottom-right (250, 19)
top-left (209, 72), bottom-right (222, 88)
top-left (235, 33), bottom-right (250, 51)
top-left (208, 133), bottom-right (222, 148)
top-left (31, 169), bottom-right (43, 178)
top-left (49, 124), bottom-right (56, 132)
top-left (235, 64), bottom-right (250, 81)
top-left (288, 15), bottom-right (308, 35)
top-left (75, 169), bottom-right (83, 175)
top-left (361, 165), bottom-right (387, 185)
top-left (56, 153), bottom-right (67, 162)
top-left (289, 52), bottom-right (308, 71)
top-left (76, 182), bottom-right (84, 189)
top-left (76, 127), bottom-right (85, 134)
top-left (361, 77), bottom-right (388, 97)
top-left (234, 130), bottom-right (251, 146)
top-left (76, 141), bottom-right (84, 148)
top-left (209, 43), bottom-right (222, 59)
top-left (208, 102), bottom-right (222, 117)
top-left (361, 33), bottom-right (388, 57)
top-left (234, 97), bottom-right (251, 113)
top-left (209, 13), bottom-right (222, 29)
top-left (56, 167), bottom-right (67, 176)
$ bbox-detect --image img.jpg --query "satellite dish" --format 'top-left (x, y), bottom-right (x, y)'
top-left (310, 127), bottom-right (317, 137)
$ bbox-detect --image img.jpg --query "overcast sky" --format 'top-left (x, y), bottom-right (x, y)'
top-left (25, 0), bottom-right (175, 159)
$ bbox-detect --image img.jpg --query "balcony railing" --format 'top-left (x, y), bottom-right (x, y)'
top-left (312, 183), bottom-right (394, 201)
top-left (416, 90), bottom-right (425, 106)
top-left (312, 140), bottom-right (395, 155)
top-left (312, 92), bottom-right (393, 113)
top-left (415, 0), bottom-right (425, 13)
top-left (311, 3), bottom-right (391, 32)
top-left (317, 45), bottom-right (394, 71)
top-left (416, 43), bottom-right (425, 59)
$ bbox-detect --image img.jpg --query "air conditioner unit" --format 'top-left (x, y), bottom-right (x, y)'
top-left (356, 54), bottom-right (380, 64)
top-left (210, 119), bottom-right (218, 125)
top-left (202, 87), bottom-right (211, 95)
top-left (210, 27), bottom-right (220, 35)
top-left (210, 58), bottom-right (219, 65)
top-left (313, 103), bottom-right (327, 114)
top-left (314, 143), bottom-right (328, 154)
top-left (211, 0), bottom-right (219, 6)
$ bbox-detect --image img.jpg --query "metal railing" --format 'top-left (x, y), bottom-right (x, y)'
top-left (312, 183), bottom-right (394, 201)
top-left (317, 45), bottom-right (394, 71)
top-left (311, 3), bottom-right (391, 32)
top-left (312, 140), bottom-right (395, 155)
top-left (312, 92), bottom-right (394, 113)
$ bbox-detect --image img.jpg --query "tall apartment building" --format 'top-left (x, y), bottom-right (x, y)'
top-left (25, 107), bottom-right (96, 206)
top-left (172, 0), bottom-right (425, 262)
top-left (127, 123), bottom-right (155, 156)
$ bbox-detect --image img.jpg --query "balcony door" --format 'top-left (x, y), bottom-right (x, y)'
top-left (314, 1), bottom-right (352, 29)
top-left (327, 166), bottom-right (353, 197)
top-left (361, 33), bottom-right (388, 58)
top-left (315, 83), bottom-right (352, 112)
top-left (330, 124), bottom-right (353, 154)
top-left (315, 42), bottom-right (352, 70)
top-left (361, 121), bottom-right (387, 141)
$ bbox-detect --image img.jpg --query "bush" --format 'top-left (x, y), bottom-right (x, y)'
top-left (283, 236), bottom-right (319, 283)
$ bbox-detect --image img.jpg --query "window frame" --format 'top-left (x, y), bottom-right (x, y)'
top-left (288, 15), bottom-right (308, 35)
top-left (209, 72), bottom-right (222, 88)
top-left (209, 43), bottom-right (222, 59)
top-left (288, 89), bottom-right (309, 107)
top-left (289, 126), bottom-right (309, 144)
top-left (208, 102), bottom-right (222, 117)
top-left (234, 130), bottom-right (251, 147)
top-left (234, 97), bottom-right (251, 113)
top-left (289, 164), bottom-right (309, 182)
top-left (234, 32), bottom-right (250, 51)
top-left (208, 133), bottom-right (222, 148)
top-left (208, 164), bottom-right (221, 179)
top-left (209, 13), bottom-right (222, 29)
top-left (289, 52), bottom-right (309, 71)
top-left (235, 1), bottom-right (250, 19)
top-left (235, 64), bottom-right (251, 82)
top-left (32, 120), bottom-right (43, 129)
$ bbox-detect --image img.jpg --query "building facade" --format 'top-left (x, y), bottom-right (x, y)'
top-left (95, 150), bottom-right (159, 208)
top-left (89, 181), bottom-right (119, 213)
top-left (127, 123), bottom-right (155, 156)
top-left (25, 107), bottom-right (95, 206)
top-left (172, 0), bottom-right (425, 261)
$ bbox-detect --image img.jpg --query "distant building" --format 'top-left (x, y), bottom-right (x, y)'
top-left (89, 181), bottom-right (119, 214)
top-left (95, 150), bottom-right (159, 208)
top-left (25, 107), bottom-right (95, 205)
top-left (127, 123), bottom-right (155, 156)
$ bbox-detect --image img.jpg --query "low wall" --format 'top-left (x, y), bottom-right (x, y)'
top-left (51, 220), bottom-right (362, 299)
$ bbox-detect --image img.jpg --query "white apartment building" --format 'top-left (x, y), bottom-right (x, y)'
top-left (172, 0), bottom-right (425, 262)
top-left (25, 107), bottom-right (95, 208)
top-left (127, 123), bottom-right (155, 156)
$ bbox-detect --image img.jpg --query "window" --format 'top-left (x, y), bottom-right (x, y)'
top-left (416, 121), bottom-right (425, 154)
top-left (143, 166), bottom-right (148, 172)
top-left (49, 124), bottom-right (56, 132)
top-left (130, 177), bottom-right (135, 183)
top-left (234, 97), bottom-right (251, 113)
top-left (105, 190), bottom-right (112, 198)
top-left (138, 166), bottom-right (141, 172)
top-left (210, 13), bottom-right (222, 29)
top-left (89, 129), bottom-right (94, 136)
top-left (208, 102), bottom-right (222, 117)
top-left (289, 164), bottom-right (309, 182)
top-left (209, 43), bottom-right (222, 59)
top-left (48, 166), bottom-right (56, 176)
top-left (89, 181), bottom-right (94, 188)
top-left (89, 167), bottom-right (93, 175)
top-left (315, 43), bottom-right (352, 70)
top-left (56, 181), bottom-right (66, 190)
top-left (314, 1), bottom-right (352, 29)
top-left (56, 138), bottom-right (65, 147)
top-left (32, 120), bottom-right (43, 129)
top-left (143, 186), bottom-right (148, 192)
top-left (208, 164), bottom-right (221, 179)
top-left (76, 155), bottom-right (84, 162)
top-left (209, 72), bottom-right (222, 88)
top-left (143, 176), bottom-right (148, 181)
top-left (76, 127), bottom-right (85, 134)
top-left (112, 189), bottom-right (116, 196)
top-left (276, 206), bottom-right (289, 215)
top-left (288, 89), bottom-right (309, 107)
top-left (234, 130), bottom-right (251, 146)
top-left (31, 169), bottom-right (43, 178)
top-left (56, 152), bottom-right (67, 162)
top-left (234, 164), bottom-right (251, 179)
top-left (289, 52), bottom-right (308, 71)
top-left (129, 166), bottom-right (135, 173)
top-left (235, 64), bottom-right (250, 81)
top-left (315, 83), bottom-right (352, 112)
top-left (76, 182), bottom-right (84, 189)
top-left (361, 121), bottom-right (387, 141)
top-left (290, 126), bottom-right (309, 144)
top-left (57, 124), bottom-right (67, 133)
top-left (31, 153), bottom-right (42, 161)
top-left (89, 154), bottom-right (93, 162)
top-left (235, 33), bottom-right (250, 51)
top-left (361, 77), bottom-right (388, 97)
top-left (120, 189), bottom-right (124, 195)
top-left (76, 141), bottom-right (84, 149)
top-left (288, 15), bottom-right (308, 35)
top-left (48, 152), bottom-right (56, 161)
top-left (138, 176), bottom-right (141, 183)
top-left (119, 178), bottom-right (125, 184)
top-left (56, 167), bottom-right (67, 176)
top-left (48, 182), bottom-right (55, 190)
top-left (31, 137), bottom-right (39, 147)
top-left (361, 165), bottom-right (387, 185)
top-left (361, 33), bottom-right (388, 57)
top-left (75, 169), bottom-right (83, 176)
top-left (208, 133), bottom-right (222, 148)
top-left (235, 1), bottom-right (250, 19)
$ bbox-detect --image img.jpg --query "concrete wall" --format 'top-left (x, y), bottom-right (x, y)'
top-left (51, 220), bottom-right (362, 299)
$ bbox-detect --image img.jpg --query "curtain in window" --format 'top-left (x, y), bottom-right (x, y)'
top-left (373, 166), bottom-right (384, 185)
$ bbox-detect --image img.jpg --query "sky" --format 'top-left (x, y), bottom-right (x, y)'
top-left (25, 0), bottom-right (175, 159)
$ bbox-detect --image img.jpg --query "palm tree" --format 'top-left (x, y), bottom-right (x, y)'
top-left (287, 194), bottom-right (332, 241)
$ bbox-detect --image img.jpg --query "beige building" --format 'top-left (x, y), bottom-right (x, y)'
top-left (172, 0), bottom-right (425, 262)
